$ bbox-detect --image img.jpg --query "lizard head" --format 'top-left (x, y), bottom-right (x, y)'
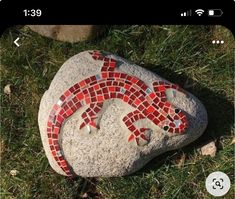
top-left (159, 106), bottom-right (188, 134)
top-left (152, 81), bottom-right (188, 134)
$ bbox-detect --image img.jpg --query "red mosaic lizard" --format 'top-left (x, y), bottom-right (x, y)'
top-left (46, 50), bottom-right (188, 176)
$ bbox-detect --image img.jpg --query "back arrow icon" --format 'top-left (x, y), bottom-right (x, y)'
top-left (14, 37), bottom-right (20, 47)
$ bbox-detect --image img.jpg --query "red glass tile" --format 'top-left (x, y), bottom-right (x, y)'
top-left (63, 104), bottom-right (69, 111)
top-left (134, 115), bottom-right (139, 121)
top-left (60, 95), bottom-right (66, 101)
top-left (143, 101), bottom-right (150, 108)
top-left (52, 133), bottom-right (58, 139)
top-left (142, 109), bottom-right (149, 115)
top-left (128, 134), bottom-right (135, 142)
top-left (109, 62), bottom-right (115, 67)
top-left (72, 97), bottom-right (78, 104)
top-left (74, 83), bottom-right (80, 90)
top-left (125, 120), bottom-right (132, 127)
top-left (149, 93), bottom-right (155, 99)
top-left (179, 124), bottom-right (185, 130)
top-left (114, 73), bottom-right (120, 78)
top-left (69, 86), bottom-right (75, 93)
top-left (130, 117), bottom-right (135, 123)
top-left (134, 130), bottom-right (140, 136)
top-left (88, 87), bottom-right (94, 93)
top-left (57, 115), bottom-right (64, 123)
top-left (97, 95), bottom-right (104, 102)
top-left (159, 115), bottom-right (165, 121)
top-left (47, 122), bottom-right (52, 127)
top-left (52, 151), bottom-right (56, 157)
top-left (163, 107), bottom-right (169, 113)
top-left (91, 97), bottom-right (97, 102)
top-left (76, 93), bottom-right (84, 100)
top-left (127, 112), bottom-right (133, 117)
top-left (85, 78), bottom-right (91, 84)
top-left (128, 125), bottom-right (135, 131)
top-left (90, 92), bottom-right (95, 97)
top-left (100, 82), bottom-right (106, 87)
top-left (133, 98), bottom-right (141, 106)
top-left (147, 106), bottom-right (154, 113)
top-left (158, 102), bottom-right (164, 108)
top-left (49, 138), bottom-right (53, 145)
top-left (124, 84), bottom-right (131, 90)
top-left (130, 95), bottom-right (136, 100)
top-left (153, 118), bottom-right (160, 124)
top-left (131, 77), bottom-right (138, 84)
top-left (102, 72), bottom-right (108, 78)
top-left (130, 87), bottom-right (135, 93)
top-left (64, 90), bottom-right (71, 97)
top-left (94, 84), bottom-right (99, 90)
top-left (79, 80), bottom-right (86, 87)
top-left (68, 101), bottom-right (73, 107)
top-left (104, 94), bottom-right (109, 99)
top-left (75, 102), bottom-right (82, 108)
top-left (168, 127), bottom-right (174, 133)
top-left (60, 160), bottom-right (67, 167)
top-left (108, 87), bottom-right (115, 92)
top-left (111, 93), bottom-right (116, 98)
top-left (66, 109), bottom-right (73, 116)
top-left (91, 76), bottom-right (96, 81)
top-left (147, 114), bottom-right (154, 120)
top-left (71, 106), bottom-right (76, 112)
top-left (53, 104), bottom-right (59, 111)
top-left (109, 72), bottom-right (114, 78)
top-left (121, 73), bottom-right (127, 79)
top-left (83, 89), bottom-right (88, 94)
top-left (138, 104), bottom-right (144, 111)
top-left (158, 85), bottom-right (165, 92)
top-left (174, 115), bottom-right (179, 120)
top-left (97, 90), bottom-right (102, 95)
top-left (123, 116), bottom-right (128, 122)
top-left (117, 93), bottom-right (123, 98)
top-left (125, 90), bottom-right (131, 96)
top-left (85, 98), bottom-right (91, 104)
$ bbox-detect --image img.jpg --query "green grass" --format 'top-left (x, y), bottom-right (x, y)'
top-left (0, 25), bottom-right (234, 199)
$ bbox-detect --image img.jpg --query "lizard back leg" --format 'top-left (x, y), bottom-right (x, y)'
top-left (123, 110), bottom-right (152, 146)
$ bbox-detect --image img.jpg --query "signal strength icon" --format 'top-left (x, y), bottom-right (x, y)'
top-left (195, 9), bottom-right (204, 16)
top-left (180, 10), bottom-right (192, 17)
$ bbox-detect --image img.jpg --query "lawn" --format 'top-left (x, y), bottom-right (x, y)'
top-left (0, 25), bottom-right (234, 199)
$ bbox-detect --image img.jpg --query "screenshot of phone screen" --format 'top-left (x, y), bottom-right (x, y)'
top-left (0, 1), bottom-right (234, 199)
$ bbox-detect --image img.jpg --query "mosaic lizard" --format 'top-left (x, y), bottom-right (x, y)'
top-left (46, 50), bottom-right (188, 176)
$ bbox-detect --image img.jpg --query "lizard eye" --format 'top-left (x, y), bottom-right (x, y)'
top-left (163, 126), bottom-right (169, 131)
top-left (175, 108), bottom-right (180, 113)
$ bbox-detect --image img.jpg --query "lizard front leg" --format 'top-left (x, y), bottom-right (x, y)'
top-left (153, 81), bottom-right (185, 102)
top-left (79, 102), bottom-right (103, 133)
top-left (123, 110), bottom-right (152, 146)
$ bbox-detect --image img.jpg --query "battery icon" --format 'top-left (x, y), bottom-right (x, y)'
top-left (208, 9), bottom-right (223, 17)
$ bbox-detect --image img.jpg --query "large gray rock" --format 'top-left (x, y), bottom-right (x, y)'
top-left (28, 25), bottom-right (105, 43)
top-left (38, 50), bottom-right (208, 177)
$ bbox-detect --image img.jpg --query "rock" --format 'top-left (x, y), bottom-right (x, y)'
top-left (200, 141), bottom-right (217, 157)
top-left (4, 84), bottom-right (12, 95)
top-left (231, 137), bottom-right (235, 145)
top-left (10, 169), bottom-right (19, 176)
top-left (28, 25), bottom-right (105, 43)
top-left (38, 50), bottom-right (208, 177)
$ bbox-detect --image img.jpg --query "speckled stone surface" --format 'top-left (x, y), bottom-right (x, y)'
top-left (38, 51), bottom-right (208, 177)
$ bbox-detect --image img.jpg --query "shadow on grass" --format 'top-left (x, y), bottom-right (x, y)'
top-left (129, 63), bottom-right (234, 176)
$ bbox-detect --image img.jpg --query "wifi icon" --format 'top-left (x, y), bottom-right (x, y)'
top-left (195, 9), bottom-right (204, 16)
